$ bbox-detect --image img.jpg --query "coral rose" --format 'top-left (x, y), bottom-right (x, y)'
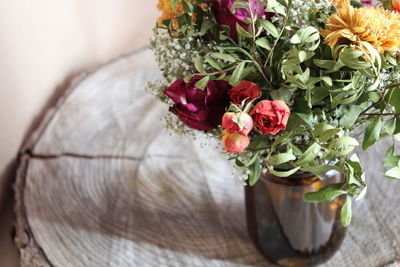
top-left (222, 112), bottom-right (253, 135)
top-left (228, 80), bottom-right (261, 104)
top-left (250, 100), bottom-right (290, 135)
top-left (222, 130), bottom-right (250, 153)
top-left (164, 76), bottom-right (231, 131)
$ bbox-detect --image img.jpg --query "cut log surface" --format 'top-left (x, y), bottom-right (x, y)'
top-left (15, 48), bottom-right (400, 267)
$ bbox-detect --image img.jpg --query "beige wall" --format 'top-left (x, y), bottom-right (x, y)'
top-left (0, 0), bottom-right (159, 265)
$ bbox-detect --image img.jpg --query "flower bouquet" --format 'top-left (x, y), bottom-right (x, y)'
top-left (146, 0), bottom-right (400, 261)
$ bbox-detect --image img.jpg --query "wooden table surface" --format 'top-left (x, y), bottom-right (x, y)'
top-left (14, 48), bottom-right (400, 267)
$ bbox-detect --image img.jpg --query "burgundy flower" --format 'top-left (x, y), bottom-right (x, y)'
top-left (164, 76), bottom-right (231, 131)
top-left (212, 0), bottom-right (271, 39)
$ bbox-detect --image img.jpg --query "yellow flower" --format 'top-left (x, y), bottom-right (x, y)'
top-left (321, 0), bottom-right (400, 54)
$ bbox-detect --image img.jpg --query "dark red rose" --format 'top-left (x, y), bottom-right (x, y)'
top-left (250, 100), bottom-right (290, 135)
top-left (164, 77), bottom-right (231, 131)
top-left (212, 0), bottom-right (272, 39)
top-left (228, 80), bottom-right (261, 104)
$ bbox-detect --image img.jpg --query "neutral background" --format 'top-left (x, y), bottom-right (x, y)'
top-left (0, 1), bottom-right (158, 266)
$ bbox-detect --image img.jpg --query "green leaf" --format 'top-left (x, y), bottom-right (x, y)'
top-left (205, 56), bottom-right (222, 70)
top-left (172, 0), bottom-right (179, 9)
top-left (266, 0), bottom-right (286, 15)
top-left (267, 166), bottom-right (301, 177)
top-left (271, 131), bottom-right (294, 149)
top-left (355, 185), bottom-right (367, 201)
top-left (295, 143), bottom-right (321, 165)
top-left (181, 0), bottom-right (192, 12)
top-left (268, 153), bottom-right (296, 166)
top-left (210, 53), bottom-right (236, 62)
top-left (362, 117), bottom-right (382, 151)
top-left (290, 27), bottom-right (320, 44)
top-left (245, 152), bottom-right (260, 167)
top-left (318, 128), bottom-right (341, 143)
top-left (385, 167), bottom-right (400, 179)
top-left (301, 165), bottom-right (342, 176)
top-left (339, 48), bottom-right (370, 69)
top-left (298, 51), bottom-right (308, 62)
top-left (249, 158), bottom-right (262, 186)
top-left (235, 158), bottom-right (245, 167)
top-left (248, 135), bottom-right (271, 150)
top-left (350, 0), bottom-right (364, 7)
top-left (270, 87), bottom-right (292, 102)
top-left (387, 87), bottom-right (400, 113)
top-left (295, 113), bottom-right (314, 128)
top-left (339, 102), bottom-right (371, 128)
top-left (384, 118), bottom-right (396, 135)
top-left (340, 196), bottom-right (352, 227)
top-left (183, 74), bottom-right (193, 83)
top-left (313, 59), bottom-right (343, 71)
top-left (229, 61), bottom-right (246, 86)
top-left (383, 156), bottom-right (400, 167)
top-left (349, 154), bottom-right (363, 174)
top-left (236, 23), bottom-right (253, 38)
top-left (200, 20), bottom-right (213, 36)
top-left (387, 145), bottom-right (395, 157)
top-left (312, 124), bottom-right (335, 138)
top-left (255, 38), bottom-right (272, 50)
top-left (304, 183), bottom-right (346, 203)
top-left (328, 137), bottom-right (359, 149)
top-left (321, 77), bottom-right (333, 86)
top-left (195, 76), bottom-right (210, 91)
top-left (367, 77), bottom-right (380, 92)
top-left (259, 20), bottom-right (279, 38)
top-left (194, 56), bottom-right (206, 74)
top-left (368, 92), bottom-right (380, 102)
top-left (231, 1), bottom-right (248, 10)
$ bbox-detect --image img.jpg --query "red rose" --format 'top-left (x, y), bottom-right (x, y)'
top-left (222, 130), bottom-right (250, 153)
top-left (250, 100), bottom-right (290, 135)
top-left (222, 112), bottom-right (253, 135)
top-left (228, 80), bottom-right (261, 105)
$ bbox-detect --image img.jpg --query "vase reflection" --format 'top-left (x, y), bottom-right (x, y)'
top-left (245, 170), bottom-right (346, 267)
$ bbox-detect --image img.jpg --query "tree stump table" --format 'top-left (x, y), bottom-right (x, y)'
top-left (14, 48), bottom-right (400, 267)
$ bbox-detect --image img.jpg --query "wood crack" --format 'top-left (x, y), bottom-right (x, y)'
top-left (24, 150), bottom-right (189, 162)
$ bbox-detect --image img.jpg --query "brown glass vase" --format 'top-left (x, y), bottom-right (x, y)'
top-left (245, 169), bottom-right (346, 267)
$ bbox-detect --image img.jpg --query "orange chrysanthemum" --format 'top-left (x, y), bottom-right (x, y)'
top-left (321, 0), bottom-right (400, 54)
top-left (157, 0), bottom-right (185, 27)
top-left (157, 0), bottom-right (206, 28)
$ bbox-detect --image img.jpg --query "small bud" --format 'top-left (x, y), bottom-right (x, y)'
top-left (222, 130), bottom-right (250, 153)
top-left (222, 112), bottom-right (254, 135)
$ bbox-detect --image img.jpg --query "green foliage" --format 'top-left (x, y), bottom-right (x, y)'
top-left (341, 196), bottom-right (352, 227)
top-left (248, 155), bottom-right (262, 186)
top-left (304, 183), bottom-right (346, 203)
top-left (362, 117), bottom-right (382, 151)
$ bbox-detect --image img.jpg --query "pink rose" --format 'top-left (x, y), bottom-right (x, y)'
top-left (212, 0), bottom-right (271, 40)
top-left (164, 76), bottom-right (231, 131)
top-left (222, 112), bottom-right (253, 135)
top-left (222, 130), bottom-right (250, 153)
top-left (250, 100), bottom-right (290, 135)
top-left (228, 80), bottom-right (261, 105)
